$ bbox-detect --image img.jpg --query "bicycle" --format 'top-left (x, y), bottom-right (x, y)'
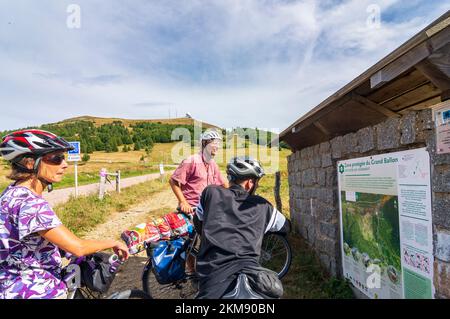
top-left (140, 230), bottom-right (292, 299)
top-left (62, 252), bottom-right (151, 299)
top-left (260, 232), bottom-right (292, 280)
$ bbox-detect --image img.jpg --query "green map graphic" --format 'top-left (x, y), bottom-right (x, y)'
top-left (342, 191), bottom-right (401, 271)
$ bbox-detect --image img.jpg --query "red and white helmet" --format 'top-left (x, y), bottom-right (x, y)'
top-left (0, 129), bottom-right (74, 162)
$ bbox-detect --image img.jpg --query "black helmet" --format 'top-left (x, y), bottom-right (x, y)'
top-left (226, 156), bottom-right (265, 182)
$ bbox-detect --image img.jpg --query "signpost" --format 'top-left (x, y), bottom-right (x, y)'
top-left (67, 142), bottom-right (81, 197)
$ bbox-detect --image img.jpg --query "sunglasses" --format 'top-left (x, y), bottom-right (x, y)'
top-left (42, 153), bottom-right (66, 165)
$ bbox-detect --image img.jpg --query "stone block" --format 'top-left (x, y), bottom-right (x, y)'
top-left (316, 237), bottom-right (337, 256)
top-left (299, 198), bottom-right (311, 215)
top-left (375, 117), bottom-right (401, 150)
top-left (320, 141), bottom-right (331, 154)
top-left (331, 136), bottom-right (344, 159)
top-left (317, 188), bottom-right (336, 205)
top-left (317, 169), bottom-right (326, 187)
top-left (425, 129), bottom-right (450, 165)
top-left (342, 132), bottom-right (359, 156)
top-left (435, 229), bottom-right (450, 262)
top-left (321, 152), bottom-right (333, 168)
top-left (433, 193), bottom-right (450, 229)
top-left (417, 109), bottom-right (434, 131)
top-left (400, 111), bottom-right (417, 145)
top-left (326, 166), bottom-right (337, 187)
top-left (311, 144), bottom-right (322, 168)
top-left (432, 165), bottom-right (450, 193)
top-left (319, 253), bottom-right (331, 272)
top-left (316, 202), bottom-right (337, 223)
top-left (434, 259), bottom-right (450, 299)
top-left (357, 126), bottom-right (375, 153)
top-left (320, 222), bottom-right (337, 240)
top-left (302, 168), bottom-right (317, 187)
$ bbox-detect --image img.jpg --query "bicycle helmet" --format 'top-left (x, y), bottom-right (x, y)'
top-left (226, 156), bottom-right (265, 181)
top-left (0, 129), bottom-right (74, 192)
top-left (200, 129), bottom-right (221, 142)
top-left (0, 129), bottom-right (74, 162)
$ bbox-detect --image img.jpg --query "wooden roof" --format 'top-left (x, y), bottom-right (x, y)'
top-left (280, 11), bottom-right (450, 151)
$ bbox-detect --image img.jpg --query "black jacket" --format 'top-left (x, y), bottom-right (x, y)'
top-left (194, 184), bottom-right (289, 299)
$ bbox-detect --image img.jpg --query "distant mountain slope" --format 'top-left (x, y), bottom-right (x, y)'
top-left (54, 115), bottom-right (220, 129)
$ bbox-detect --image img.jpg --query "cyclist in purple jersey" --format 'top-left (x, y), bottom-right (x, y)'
top-left (0, 130), bottom-right (129, 299)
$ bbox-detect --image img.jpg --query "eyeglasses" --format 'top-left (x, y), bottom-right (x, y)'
top-left (208, 140), bottom-right (221, 147)
top-left (42, 153), bottom-right (65, 165)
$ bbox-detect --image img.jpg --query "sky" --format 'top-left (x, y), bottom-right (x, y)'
top-left (0, 0), bottom-right (448, 133)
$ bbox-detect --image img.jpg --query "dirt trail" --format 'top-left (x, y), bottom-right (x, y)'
top-left (82, 188), bottom-right (183, 297)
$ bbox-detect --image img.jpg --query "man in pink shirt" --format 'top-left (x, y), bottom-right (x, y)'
top-left (170, 129), bottom-right (228, 214)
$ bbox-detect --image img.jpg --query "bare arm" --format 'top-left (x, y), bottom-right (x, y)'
top-left (39, 225), bottom-right (129, 260)
top-left (169, 178), bottom-right (193, 213)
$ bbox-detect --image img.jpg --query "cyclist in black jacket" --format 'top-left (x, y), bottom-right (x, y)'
top-left (193, 156), bottom-right (290, 299)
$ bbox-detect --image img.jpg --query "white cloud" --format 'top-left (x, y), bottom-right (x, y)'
top-left (0, 0), bottom-right (446, 132)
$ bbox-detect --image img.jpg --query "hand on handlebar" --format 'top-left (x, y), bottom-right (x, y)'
top-left (179, 201), bottom-right (194, 214)
top-left (112, 241), bottom-right (129, 261)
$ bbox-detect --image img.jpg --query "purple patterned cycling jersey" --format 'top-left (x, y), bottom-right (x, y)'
top-left (0, 184), bottom-right (67, 299)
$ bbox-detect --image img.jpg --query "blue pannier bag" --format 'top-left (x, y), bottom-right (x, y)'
top-left (152, 238), bottom-right (187, 284)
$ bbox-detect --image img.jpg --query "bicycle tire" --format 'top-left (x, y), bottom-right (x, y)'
top-left (142, 260), bottom-right (197, 299)
top-left (260, 233), bottom-right (292, 279)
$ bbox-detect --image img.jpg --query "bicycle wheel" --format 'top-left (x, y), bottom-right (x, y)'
top-left (141, 259), bottom-right (198, 299)
top-left (260, 233), bottom-right (292, 279)
top-left (108, 289), bottom-right (152, 299)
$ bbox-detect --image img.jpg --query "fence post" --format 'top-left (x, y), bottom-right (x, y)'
top-left (274, 171), bottom-right (282, 212)
top-left (116, 170), bottom-right (121, 193)
top-left (159, 162), bottom-right (165, 182)
top-left (99, 168), bottom-right (107, 200)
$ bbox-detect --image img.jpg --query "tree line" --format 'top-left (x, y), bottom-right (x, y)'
top-left (0, 120), bottom-right (289, 154)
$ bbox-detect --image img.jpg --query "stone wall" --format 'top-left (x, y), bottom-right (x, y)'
top-left (287, 109), bottom-right (450, 298)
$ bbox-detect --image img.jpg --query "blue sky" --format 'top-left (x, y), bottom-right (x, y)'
top-left (0, 0), bottom-right (448, 132)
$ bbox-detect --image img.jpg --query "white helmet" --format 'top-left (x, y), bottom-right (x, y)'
top-left (200, 130), bottom-right (221, 142)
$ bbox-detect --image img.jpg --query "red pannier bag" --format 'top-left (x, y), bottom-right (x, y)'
top-left (163, 212), bottom-right (189, 237)
top-left (152, 217), bottom-right (172, 240)
top-left (145, 223), bottom-right (162, 242)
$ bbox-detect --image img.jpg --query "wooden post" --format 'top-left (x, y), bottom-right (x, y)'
top-left (99, 168), bottom-right (107, 200)
top-left (274, 171), bottom-right (282, 212)
top-left (116, 170), bottom-right (121, 193)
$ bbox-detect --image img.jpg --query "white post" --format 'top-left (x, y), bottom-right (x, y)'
top-left (74, 161), bottom-right (79, 197)
top-left (159, 162), bottom-right (165, 182)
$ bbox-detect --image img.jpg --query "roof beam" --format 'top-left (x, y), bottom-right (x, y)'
top-left (313, 121), bottom-right (331, 137)
top-left (290, 93), bottom-right (353, 135)
top-left (351, 93), bottom-right (401, 118)
top-left (415, 58), bottom-right (450, 92)
top-left (370, 41), bottom-right (431, 89)
top-left (370, 23), bottom-right (450, 89)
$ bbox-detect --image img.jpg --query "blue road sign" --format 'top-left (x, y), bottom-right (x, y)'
top-left (68, 142), bottom-right (80, 155)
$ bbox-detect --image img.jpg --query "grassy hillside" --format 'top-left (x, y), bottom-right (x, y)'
top-left (54, 115), bottom-right (220, 129)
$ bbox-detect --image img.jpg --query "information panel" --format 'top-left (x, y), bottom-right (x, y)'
top-left (338, 148), bottom-right (434, 299)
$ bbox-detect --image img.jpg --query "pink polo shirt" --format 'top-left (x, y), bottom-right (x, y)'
top-left (171, 153), bottom-right (226, 206)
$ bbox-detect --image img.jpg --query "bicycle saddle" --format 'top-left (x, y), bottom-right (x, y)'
top-left (221, 273), bottom-right (264, 299)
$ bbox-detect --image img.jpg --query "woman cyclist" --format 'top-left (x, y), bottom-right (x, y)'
top-left (0, 130), bottom-right (129, 299)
